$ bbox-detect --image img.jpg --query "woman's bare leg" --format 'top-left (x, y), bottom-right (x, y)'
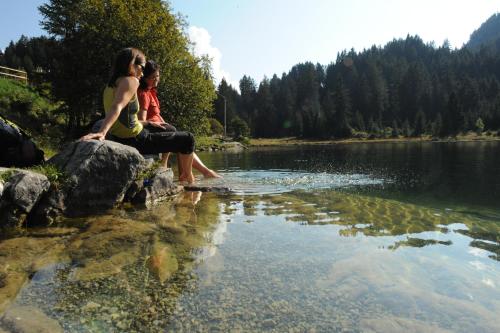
top-left (177, 153), bottom-right (182, 177)
top-left (192, 153), bottom-right (221, 178)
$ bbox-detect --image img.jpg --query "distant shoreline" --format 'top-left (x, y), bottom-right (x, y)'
top-left (249, 135), bottom-right (500, 147)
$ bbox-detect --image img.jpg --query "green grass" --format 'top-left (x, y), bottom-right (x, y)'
top-left (0, 163), bottom-right (67, 187)
top-left (137, 160), bottom-right (163, 181)
top-left (195, 136), bottom-right (224, 150)
top-left (0, 78), bottom-right (61, 124)
top-left (0, 170), bottom-right (15, 183)
top-left (0, 78), bottom-right (65, 158)
top-left (27, 164), bottom-right (67, 186)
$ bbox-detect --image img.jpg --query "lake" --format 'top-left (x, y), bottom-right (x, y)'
top-left (5, 141), bottom-right (500, 332)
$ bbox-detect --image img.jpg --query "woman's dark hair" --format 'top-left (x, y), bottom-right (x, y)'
top-left (107, 47), bottom-right (146, 87)
top-left (139, 60), bottom-right (160, 90)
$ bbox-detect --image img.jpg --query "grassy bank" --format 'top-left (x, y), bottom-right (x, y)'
top-left (249, 133), bottom-right (500, 146)
top-left (0, 78), bottom-right (65, 158)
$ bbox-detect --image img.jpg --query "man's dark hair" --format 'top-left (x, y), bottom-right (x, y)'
top-left (139, 60), bottom-right (160, 90)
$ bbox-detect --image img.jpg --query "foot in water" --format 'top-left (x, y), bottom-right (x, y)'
top-left (202, 169), bottom-right (222, 178)
top-left (179, 173), bottom-right (195, 184)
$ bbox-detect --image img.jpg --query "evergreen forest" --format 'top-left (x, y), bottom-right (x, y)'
top-left (213, 13), bottom-right (500, 139)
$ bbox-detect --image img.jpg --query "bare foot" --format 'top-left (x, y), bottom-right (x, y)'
top-left (179, 173), bottom-right (195, 184)
top-left (202, 169), bottom-right (222, 178)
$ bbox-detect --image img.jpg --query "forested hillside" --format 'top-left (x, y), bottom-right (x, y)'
top-left (467, 13), bottom-right (500, 52)
top-left (215, 24), bottom-right (500, 139)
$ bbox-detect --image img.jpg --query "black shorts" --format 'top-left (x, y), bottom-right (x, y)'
top-left (146, 123), bottom-right (177, 133)
top-left (112, 127), bottom-right (194, 155)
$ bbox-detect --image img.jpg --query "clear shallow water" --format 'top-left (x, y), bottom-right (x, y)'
top-left (6, 141), bottom-right (500, 332)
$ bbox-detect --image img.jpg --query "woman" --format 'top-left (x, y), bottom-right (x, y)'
top-left (81, 48), bottom-right (195, 184)
top-left (138, 60), bottom-right (220, 178)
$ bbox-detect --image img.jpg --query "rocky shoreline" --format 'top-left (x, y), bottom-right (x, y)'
top-left (0, 140), bottom-right (182, 228)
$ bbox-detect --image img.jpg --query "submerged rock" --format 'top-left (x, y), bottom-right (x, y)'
top-left (0, 305), bottom-right (63, 333)
top-left (0, 170), bottom-right (50, 227)
top-left (66, 216), bottom-right (158, 281)
top-left (183, 185), bottom-right (232, 194)
top-left (0, 236), bottom-right (67, 313)
top-left (0, 273), bottom-right (5, 289)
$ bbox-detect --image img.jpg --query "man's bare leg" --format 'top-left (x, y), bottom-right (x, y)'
top-left (178, 153), bottom-right (195, 184)
top-left (192, 153), bottom-right (221, 178)
top-left (160, 152), bottom-right (170, 168)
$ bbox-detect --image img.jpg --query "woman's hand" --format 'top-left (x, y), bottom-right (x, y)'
top-left (148, 121), bottom-right (168, 130)
top-left (80, 132), bottom-right (106, 141)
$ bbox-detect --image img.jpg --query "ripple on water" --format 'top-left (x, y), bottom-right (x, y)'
top-left (210, 169), bottom-right (386, 194)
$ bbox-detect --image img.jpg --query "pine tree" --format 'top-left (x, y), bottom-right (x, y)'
top-left (239, 75), bottom-right (257, 128)
top-left (331, 77), bottom-right (352, 138)
top-left (413, 109), bottom-right (426, 136)
top-left (432, 113), bottom-right (443, 137)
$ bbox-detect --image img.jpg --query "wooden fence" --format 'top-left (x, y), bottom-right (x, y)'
top-left (0, 66), bottom-right (28, 84)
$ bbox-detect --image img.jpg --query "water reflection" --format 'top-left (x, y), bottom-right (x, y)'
top-left (165, 191), bottom-right (500, 332)
top-left (234, 189), bottom-right (499, 261)
top-left (9, 192), bottom-right (225, 332)
top-left (4, 186), bottom-right (500, 332)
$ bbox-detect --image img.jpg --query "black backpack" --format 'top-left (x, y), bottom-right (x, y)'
top-left (0, 114), bottom-right (45, 167)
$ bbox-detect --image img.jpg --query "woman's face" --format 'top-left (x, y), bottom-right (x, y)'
top-left (146, 70), bottom-right (160, 88)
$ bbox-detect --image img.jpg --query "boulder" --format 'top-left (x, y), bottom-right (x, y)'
top-left (2, 140), bottom-right (182, 224)
top-left (0, 170), bottom-right (50, 227)
top-left (132, 168), bottom-right (182, 207)
top-left (222, 141), bottom-right (246, 152)
top-left (35, 140), bottom-right (146, 220)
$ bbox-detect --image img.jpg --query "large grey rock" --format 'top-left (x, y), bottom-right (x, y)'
top-left (132, 168), bottom-right (182, 207)
top-left (222, 141), bottom-right (247, 152)
top-left (0, 170), bottom-right (50, 227)
top-left (36, 140), bottom-right (146, 220)
top-left (0, 305), bottom-right (63, 333)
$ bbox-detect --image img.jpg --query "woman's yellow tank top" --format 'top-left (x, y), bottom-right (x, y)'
top-left (103, 86), bottom-right (143, 138)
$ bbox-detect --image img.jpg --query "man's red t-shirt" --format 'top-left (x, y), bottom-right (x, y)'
top-left (138, 88), bottom-right (163, 123)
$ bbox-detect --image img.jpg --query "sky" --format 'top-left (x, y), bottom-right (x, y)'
top-left (1, 0), bottom-right (499, 89)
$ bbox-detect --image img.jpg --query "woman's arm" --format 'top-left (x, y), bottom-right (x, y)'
top-left (138, 109), bottom-right (148, 122)
top-left (81, 77), bottom-right (139, 141)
